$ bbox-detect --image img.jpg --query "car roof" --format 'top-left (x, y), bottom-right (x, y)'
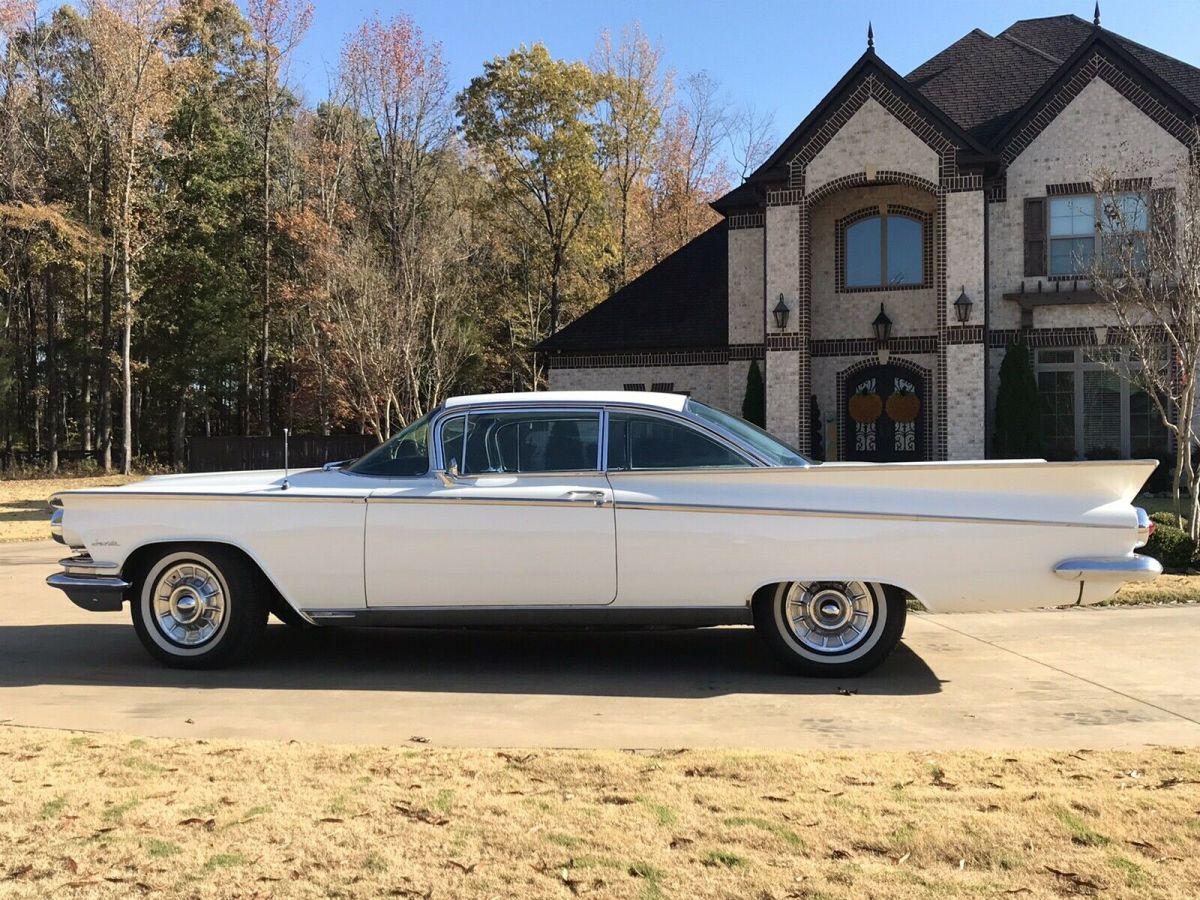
top-left (443, 390), bottom-right (689, 412)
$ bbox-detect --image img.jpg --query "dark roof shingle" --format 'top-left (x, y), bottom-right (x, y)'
top-left (537, 223), bottom-right (728, 353)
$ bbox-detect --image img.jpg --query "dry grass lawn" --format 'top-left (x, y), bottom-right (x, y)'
top-left (0, 727), bottom-right (1197, 899)
top-left (0, 476), bottom-right (137, 543)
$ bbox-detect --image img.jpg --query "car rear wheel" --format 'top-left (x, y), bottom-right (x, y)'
top-left (753, 580), bottom-right (906, 677)
top-left (130, 546), bottom-right (269, 669)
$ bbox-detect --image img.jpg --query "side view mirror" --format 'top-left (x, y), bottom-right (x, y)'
top-left (436, 458), bottom-right (461, 487)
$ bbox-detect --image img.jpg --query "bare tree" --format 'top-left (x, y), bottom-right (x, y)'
top-left (592, 22), bottom-right (671, 287)
top-left (85, 0), bottom-right (176, 474)
top-left (1089, 137), bottom-right (1200, 534)
top-left (729, 101), bottom-right (776, 183)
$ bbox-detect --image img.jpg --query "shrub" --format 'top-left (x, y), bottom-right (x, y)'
top-left (993, 343), bottom-right (1042, 458)
top-left (1137, 522), bottom-right (1195, 570)
top-left (742, 361), bottom-right (765, 428)
top-left (1149, 510), bottom-right (1184, 529)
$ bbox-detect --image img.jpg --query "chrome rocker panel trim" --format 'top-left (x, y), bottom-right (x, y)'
top-left (1053, 555), bottom-right (1163, 582)
top-left (302, 605), bottom-right (754, 628)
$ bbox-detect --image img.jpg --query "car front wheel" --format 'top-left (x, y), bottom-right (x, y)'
top-left (131, 546), bottom-right (269, 669)
top-left (753, 580), bottom-right (906, 677)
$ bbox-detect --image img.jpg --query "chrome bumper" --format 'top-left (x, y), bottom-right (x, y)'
top-left (1054, 555), bottom-right (1163, 582)
top-left (46, 555), bottom-right (130, 612)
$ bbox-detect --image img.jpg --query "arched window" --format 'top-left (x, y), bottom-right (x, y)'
top-left (842, 209), bottom-right (927, 290)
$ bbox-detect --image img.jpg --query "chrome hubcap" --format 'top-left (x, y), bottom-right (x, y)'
top-left (152, 563), bottom-right (226, 646)
top-left (784, 581), bottom-right (875, 652)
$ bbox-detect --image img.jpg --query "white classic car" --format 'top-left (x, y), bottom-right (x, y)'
top-left (47, 391), bottom-right (1160, 675)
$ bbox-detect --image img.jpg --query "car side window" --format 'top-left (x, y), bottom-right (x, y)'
top-left (459, 411), bottom-right (601, 474)
top-left (607, 412), bottom-right (752, 471)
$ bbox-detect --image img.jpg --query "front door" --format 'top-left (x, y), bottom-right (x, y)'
top-left (843, 364), bottom-right (926, 462)
top-left (364, 407), bottom-right (617, 606)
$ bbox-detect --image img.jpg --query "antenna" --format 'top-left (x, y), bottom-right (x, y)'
top-left (282, 428), bottom-right (290, 491)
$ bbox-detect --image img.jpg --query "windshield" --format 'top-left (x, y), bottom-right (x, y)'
top-left (685, 400), bottom-right (811, 467)
top-left (345, 411), bottom-right (434, 476)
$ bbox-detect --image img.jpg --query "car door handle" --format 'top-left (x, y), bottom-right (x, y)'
top-left (565, 490), bottom-right (606, 505)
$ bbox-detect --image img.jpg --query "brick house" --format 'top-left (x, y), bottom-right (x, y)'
top-left (538, 13), bottom-right (1197, 462)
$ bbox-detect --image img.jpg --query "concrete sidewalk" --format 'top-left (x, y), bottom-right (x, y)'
top-left (2, 540), bottom-right (1198, 748)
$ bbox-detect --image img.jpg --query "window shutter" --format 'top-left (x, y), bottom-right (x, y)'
top-left (1150, 187), bottom-right (1176, 261)
top-left (1023, 197), bottom-right (1047, 276)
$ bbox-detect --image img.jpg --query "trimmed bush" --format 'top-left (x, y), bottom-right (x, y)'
top-left (1150, 510), bottom-right (1185, 529)
top-left (742, 361), bottom-right (765, 428)
top-left (993, 342), bottom-right (1042, 458)
top-left (1137, 522), bottom-right (1195, 570)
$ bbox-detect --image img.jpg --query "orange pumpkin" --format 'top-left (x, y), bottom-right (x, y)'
top-left (848, 389), bottom-right (883, 424)
top-left (886, 389), bottom-right (921, 423)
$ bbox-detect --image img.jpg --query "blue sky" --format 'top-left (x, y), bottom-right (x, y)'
top-left (280, 1), bottom-right (1200, 146)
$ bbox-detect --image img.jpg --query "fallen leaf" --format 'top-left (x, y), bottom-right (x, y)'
top-left (1044, 866), bottom-right (1102, 891)
top-left (893, 852), bottom-right (911, 865)
top-left (4, 865), bottom-right (32, 881)
top-left (496, 752), bottom-right (536, 764)
top-left (829, 848), bottom-right (852, 860)
top-left (762, 795), bottom-right (789, 802)
top-left (177, 818), bottom-right (215, 831)
top-left (408, 736), bottom-right (430, 744)
top-left (445, 860), bottom-right (478, 874)
top-left (317, 817), bottom-right (343, 824)
top-left (391, 802), bottom-right (448, 826)
top-left (601, 795), bottom-right (633, 805)
top-left (669, 836), bottom-right (693, 850)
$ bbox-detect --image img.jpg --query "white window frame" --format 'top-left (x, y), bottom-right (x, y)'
top-left (1034, 347), bottom-right (1164, 458)
top-left (1048, 192), bottom-right (1147, 277)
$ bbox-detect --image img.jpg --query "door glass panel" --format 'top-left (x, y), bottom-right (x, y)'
top-left (608, 413), bottom-right (750, 470)
top-left (439, 415), bottom-right (466, 470)
top-left (459, 411), bottom-right (600, 474)
top-left (1082, 369), bottom-right (1122, 458)
top-left (1037, 370), bottom-right (1076, 460)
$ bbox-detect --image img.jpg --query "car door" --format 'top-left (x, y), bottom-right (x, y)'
top-left (364, 406), bottom-right (616, 606)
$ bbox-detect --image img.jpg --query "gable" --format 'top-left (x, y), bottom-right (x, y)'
top-left (805, 97), bottom-right (941, 195)
top-left (1009, 76), bottom-right (1188, 183)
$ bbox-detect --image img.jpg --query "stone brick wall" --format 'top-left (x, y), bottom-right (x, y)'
top-left (809, 184), bottom-right (939, 341)
top-left (945, 344), bottom-right (985, 459)
top-left (805, 97), bottom-right (940, 195)
top-left (989, 77), bottom-right (1188, 332)
top-left (765, 351), bottom-right (800, 444)
top-left (728, 227), bottom-right (764, 345)
top-left (765, 205), bottom-right (800, 325)
top-left (547, 363), bottom-right (737, 413)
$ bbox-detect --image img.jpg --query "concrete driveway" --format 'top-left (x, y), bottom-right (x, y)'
top-left (3, 541), bottom-right (1198, 749)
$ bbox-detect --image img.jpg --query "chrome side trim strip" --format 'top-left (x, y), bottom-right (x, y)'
top-left (613, 500), bottom-right (1135, 530)
top-left (53, 491), bottom-right (367, 502)
top-left (1054, 555), bottom-right (1162, 581)
top-left (364, 495), bottom-right (609, 509)
top-left (300, 605), bottom-right (754, 628)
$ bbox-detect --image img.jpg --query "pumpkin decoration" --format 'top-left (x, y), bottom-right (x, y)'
top-left (848, 386), bottom-right (883, 424)
top-left (886, 387), bottom-right (921, 423)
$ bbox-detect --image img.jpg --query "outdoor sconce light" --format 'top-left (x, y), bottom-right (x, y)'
top-left (872, 303), bottom-right (892, 365)
top-left (772, 294), bottom-right (791, 330)
top-left (954, 286), bottom-right (973, 324)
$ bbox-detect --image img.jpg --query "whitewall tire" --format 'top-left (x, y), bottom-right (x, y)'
top-left (753, 580), bottom-right (906, 677)
top-left (131, 546), bottom-right (269, 669)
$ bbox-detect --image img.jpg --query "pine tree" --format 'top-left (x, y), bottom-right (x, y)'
top-left (993, 342), bottom-right (1043, 458)
top-left (742, 360), bottom-right (764, 427)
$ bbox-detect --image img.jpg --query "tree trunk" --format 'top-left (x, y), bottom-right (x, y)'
top-left (121, 238), bottom-right (133, 476)
top-left (99, 142), bottom-right (114, 473)
top-left (259, 64), bottom-right (273, 437)
top-left (44, 268), bottom-right (58, 473)
top-left (172, 399), bottom-right (186, 468)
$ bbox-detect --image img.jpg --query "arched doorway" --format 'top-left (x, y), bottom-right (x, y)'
top-left (842, 362), bottom-right (928, 462)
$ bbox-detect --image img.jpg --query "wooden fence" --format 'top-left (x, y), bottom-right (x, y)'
top-left (186, 434), bottom-right (378, 473)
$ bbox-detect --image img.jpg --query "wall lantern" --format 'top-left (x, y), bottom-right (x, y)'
top-left (954, 286), bottom-right (973, 324)
top-left (772, 294), bottom-right (791, 330)
top-left (872, 303), bottom-right (892, 365)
